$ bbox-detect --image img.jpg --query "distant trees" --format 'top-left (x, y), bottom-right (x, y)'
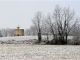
top-left (71, 24), bottom-right (80, 45)
top-left (0, 30), bottom-right (2, 37)
top-left (0, 28), bottom-right (14, 37)
top-left (24, 26), bottom-right (37, 36)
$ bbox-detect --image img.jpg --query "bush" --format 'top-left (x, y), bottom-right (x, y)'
top-left (72, 36), bottom-right (80, 45)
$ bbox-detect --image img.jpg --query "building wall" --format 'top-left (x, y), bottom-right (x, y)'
top-left (14, 29), bottom-right (24, 36)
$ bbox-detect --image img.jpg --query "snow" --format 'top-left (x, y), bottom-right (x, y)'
top-left (0, 36), bottom-right (38, 41)
top-left (0, 35), bottom-right (73, 41)
top-left (0, 44), bottom-right (80, 60)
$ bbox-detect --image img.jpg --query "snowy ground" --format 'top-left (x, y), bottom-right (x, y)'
top-left (0, 36), bottom-right (73, 44)
top-left (0, 36), bottom-right (50, 44)
top-left (0, 35), bottom-right (73, 41)
top-left (0, 36), bottom-right (39, 41)
top-left (0, 44), bottom-right (80, 60)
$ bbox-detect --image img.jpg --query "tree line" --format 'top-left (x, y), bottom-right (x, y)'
top-left (25, 5), bottom-right (80, 45)
top-left (0, 28), bottom-right (14, 37)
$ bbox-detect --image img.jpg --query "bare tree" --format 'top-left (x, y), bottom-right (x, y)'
top-left (32, 12), bottom-right (43, 43)
top-left (53, 5), bottom-right (78, 44)
top-left (46, 5), bottom-right (79, 44)
top-left (41, 18), bottom-right (50, 41)
top-left (46, 14), bottom-right (57, 44)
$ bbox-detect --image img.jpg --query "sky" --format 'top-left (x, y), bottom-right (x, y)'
top-left (0, 0), bottom-right (80, 29)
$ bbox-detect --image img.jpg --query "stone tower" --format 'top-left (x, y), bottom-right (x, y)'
top-left (14, 27), bottom-right (24, 36)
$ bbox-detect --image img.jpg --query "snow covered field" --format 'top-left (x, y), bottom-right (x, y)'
top-left (0, 36), bottom-right (73, 44)
top-left (0, 35), bottom-right (73, 41)
top-left (0, 36), bottom-right (50, 41)
top-left (0, 44), bottom-right (80, 60)
top-left (0, 36), bottom-right (38, 41)
top-left (0, 36), bottom-right (52, 44)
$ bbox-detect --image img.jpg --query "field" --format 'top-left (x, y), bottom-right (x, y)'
top-left (0, 36), bottom-right (73, 41)
top-left (0, 36), bottom-right (73, 44)
top-left (0, 44), bottom-right (80, 60)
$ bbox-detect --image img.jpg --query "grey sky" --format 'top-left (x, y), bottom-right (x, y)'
top-left (0, 0), bottom-right (80, 29)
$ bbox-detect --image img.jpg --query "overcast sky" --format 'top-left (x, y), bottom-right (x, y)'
top-left (0, 0), bottom-right (80, 29)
